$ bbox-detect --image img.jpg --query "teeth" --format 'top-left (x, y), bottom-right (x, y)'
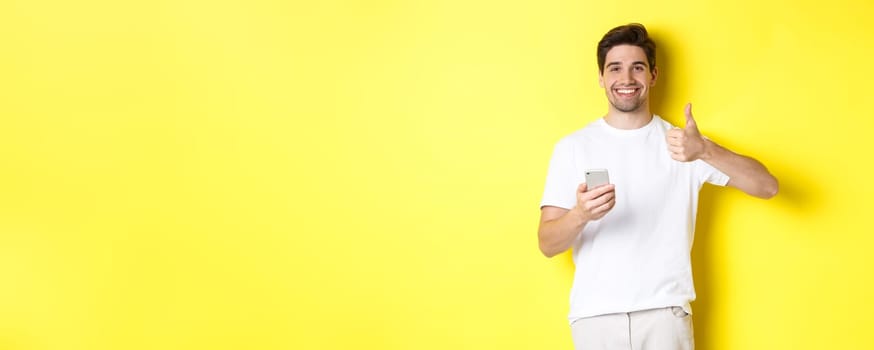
top-left (617, 89), bottom-right (635, 94)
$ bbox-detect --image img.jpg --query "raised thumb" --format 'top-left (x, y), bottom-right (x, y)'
top-left (684, 103), bottom-right (699, 132)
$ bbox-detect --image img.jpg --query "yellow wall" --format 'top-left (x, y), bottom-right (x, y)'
top-left (1, 0), bottom-right (872, 349)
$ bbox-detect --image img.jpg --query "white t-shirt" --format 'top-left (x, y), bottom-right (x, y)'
top-left (540, 115), bottom-right (729, 323)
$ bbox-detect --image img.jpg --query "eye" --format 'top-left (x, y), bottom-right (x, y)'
top-left (610, 67), bottom-right (620, 72)
top-left (634, 65), bottom-right (645, 72)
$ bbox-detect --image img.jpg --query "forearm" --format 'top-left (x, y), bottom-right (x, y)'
top-left (538, 208), bottom-right (587, 258)
top-left (701, 139), bottom-right (779, 199)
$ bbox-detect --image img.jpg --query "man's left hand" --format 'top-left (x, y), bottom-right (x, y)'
top-left (666, 103), bottom-right (709, 162)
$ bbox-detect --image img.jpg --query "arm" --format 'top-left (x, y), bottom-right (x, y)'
top-left (538, 183), bottom-right (615, 257)
top-left (666, 103), bottom-right (779, 199)
top-left (699, 139), bottom-right (778, 198)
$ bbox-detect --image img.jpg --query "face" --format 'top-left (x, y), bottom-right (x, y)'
top-left (599, 44), bottom-right (657, 113)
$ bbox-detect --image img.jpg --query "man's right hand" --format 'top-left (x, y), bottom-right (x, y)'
top-left (538, 183), bottom-right (617, 257)
top-left (573, 183), bottom-right (616, 222)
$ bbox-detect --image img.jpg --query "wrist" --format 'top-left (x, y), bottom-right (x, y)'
top-left (699, 137), bottom-right (714, 161)
top-left (570, 206), bottom-right (589, 226)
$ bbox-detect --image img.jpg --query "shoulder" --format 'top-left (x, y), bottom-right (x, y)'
top-left (651, 115), bottom-right (677, 131)
top-left (555, 118), bottom-right (605, 146)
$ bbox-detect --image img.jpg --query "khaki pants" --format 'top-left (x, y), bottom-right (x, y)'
top-left (570, 307), bottom-right (694, 350)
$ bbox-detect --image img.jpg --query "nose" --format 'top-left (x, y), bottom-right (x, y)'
top-left (622, 68), bottom-right (635, 82)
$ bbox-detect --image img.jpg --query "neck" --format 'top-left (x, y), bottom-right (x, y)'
top-left (603, 106), bottom-right (653, 130)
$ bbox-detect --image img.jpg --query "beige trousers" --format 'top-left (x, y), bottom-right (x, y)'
top-left (570, 307), bottom-right (694, 350)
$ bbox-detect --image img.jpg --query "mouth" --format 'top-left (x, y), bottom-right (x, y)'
top-left (613, 86), bottom-right (641, 98)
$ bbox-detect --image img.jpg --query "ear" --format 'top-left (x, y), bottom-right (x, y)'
top-left (599, 72), bottom-right (605, 88)
top-left (650, 66), bottom-right (658, 87)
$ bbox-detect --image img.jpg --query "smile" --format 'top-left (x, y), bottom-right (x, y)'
top-left (613, 87), bottom-right (640, 96)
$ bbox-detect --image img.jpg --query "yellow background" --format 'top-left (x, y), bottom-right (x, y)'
top-left (1, 0), bottom-right (872, 349)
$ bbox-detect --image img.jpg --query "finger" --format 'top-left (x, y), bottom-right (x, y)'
top-left (666, 134), bottom-right (684, 143)
top-left (670, 153), bottom-right (688, 162)
top-left (586, 194), bottom-right (611, 211)
top-left (591, 197), bottom-right (616, 216)
top-left (684, 103), bottom-right (699, 134)
top-left (601, 197), bottom-right (616, 211)
top-left (581, 183), bottom-right (614, 201)
top-left (594, 187), bottom-right (616, 201)
top-left (591, 183), bottom-right (615, 196)
top-left (668, 145), bottom-right (684, 153)
top-left (588, 188), bottom-right (616, 206)
top-left (577, 183), bottom-right (588, 193)
top-left (666, 129), bottom-right (683, 138)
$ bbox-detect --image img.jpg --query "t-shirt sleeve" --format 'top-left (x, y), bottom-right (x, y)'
top-left (540, 140), bottom-right (578, 210)
top-left (694, 159), bottom-right (730, 187)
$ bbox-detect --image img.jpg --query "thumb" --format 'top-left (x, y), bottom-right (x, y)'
top-left (684, 103), bottom-right (699, 133)
top-left (578, 183), bottom-right (588, 193)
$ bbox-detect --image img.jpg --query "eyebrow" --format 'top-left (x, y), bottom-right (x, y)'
top-left (606, 61), bottom-right (649, 68)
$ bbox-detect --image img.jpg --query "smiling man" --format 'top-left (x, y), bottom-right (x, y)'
top-left (537, 24), bottom-right (779, 350)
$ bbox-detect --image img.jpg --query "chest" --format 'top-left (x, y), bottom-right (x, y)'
top-left (572, 133), bottom-right (693, 204)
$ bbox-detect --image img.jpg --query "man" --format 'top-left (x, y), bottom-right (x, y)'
top-left (537, 23), bottom-right (778, 350)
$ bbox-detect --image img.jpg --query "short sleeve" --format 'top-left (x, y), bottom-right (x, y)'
top-left (540, 139), bottom-right (578, 209)
top-left (693, 159), bottom-right (729, 187)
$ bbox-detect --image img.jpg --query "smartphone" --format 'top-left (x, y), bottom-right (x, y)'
top-left (585, 169), bottom-right (610, 190)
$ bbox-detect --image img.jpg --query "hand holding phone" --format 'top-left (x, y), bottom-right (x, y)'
top-left (576, 169), bottom-right (615, 221)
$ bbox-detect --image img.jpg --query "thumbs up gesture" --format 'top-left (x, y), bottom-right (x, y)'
top-left (666, 103), bottom-right (709, 162)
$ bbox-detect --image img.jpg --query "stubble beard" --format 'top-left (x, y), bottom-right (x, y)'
top-left (609, 95), bottom-right (646, 113)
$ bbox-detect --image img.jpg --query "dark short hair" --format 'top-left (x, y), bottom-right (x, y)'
top-left (597, 23), bottom-right (656, 74)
